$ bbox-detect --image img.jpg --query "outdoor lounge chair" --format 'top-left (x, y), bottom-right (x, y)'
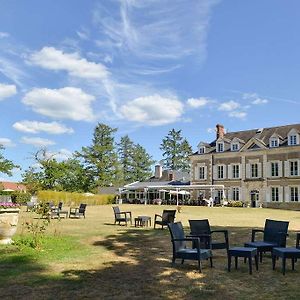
top-left (69, 203), bottom-right (87, 218)
top-left (244, 219), bottom-right (289, 262)
top-left (51, 202), bottom-right (68, 219)
top-left (154, 209), bottom-right (176, 229)
top-left (112, 206), bottom-right (132, 225)
top-left (168, 222), bottom-right (213, 272)
top-left (189, 219), bottom-right (229, 253)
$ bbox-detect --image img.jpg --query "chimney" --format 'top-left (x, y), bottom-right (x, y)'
top-left (216, 124), bottom-right (225, 139)
top-left (168, 172), bottom-right (174, 181)
top-left (154, 165), bottom-right (162, 179)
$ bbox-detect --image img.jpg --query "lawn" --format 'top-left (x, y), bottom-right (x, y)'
top-left (0, 205), bottom-right (300, 300)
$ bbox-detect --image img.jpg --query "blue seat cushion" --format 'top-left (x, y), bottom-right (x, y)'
top-left (273, 247), bottom-right (300, 258)
top-left (245, 241), bottom-right (277, 250)
top-left (177, 248), bottom-right (212, 259)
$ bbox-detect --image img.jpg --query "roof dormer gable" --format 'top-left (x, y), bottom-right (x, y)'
top-left (287, 128), bottom-right (300, 146)
top-left (269, 133), bottom-right (282, 148)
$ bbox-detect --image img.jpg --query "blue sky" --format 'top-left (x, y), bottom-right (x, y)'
top-left (0, 0), bottom-right (300, 182)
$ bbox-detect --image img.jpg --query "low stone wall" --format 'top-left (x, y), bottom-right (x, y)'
top-left (263, 202), bottom-right (300, 211)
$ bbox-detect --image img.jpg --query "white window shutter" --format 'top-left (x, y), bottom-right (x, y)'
top-left (204, 166), bottom-right (207, 180)
top-left (223, 165), bottom-right (227, 179)
top-left (284, 161), bottom-right (289, 177)
top-left (278, 161), bottom-right (283, 177)
top-left (279, 186), bottom-right (283, 202)
top-left (238, 163), bottom-right (242, 179)
top-left (258, 162), bottom-right (262, 178)
top-left (266, 162), bottom-right (271, 178)
top-left (194, 166), bottom-right (199, 180)
top-left (285, 186), bottom-right (290, 202)
top-left (228, 165), bottom-right (232, 179)
top-left (228, 188), bottom-right (232, 200)
top-left (265, 187), bottom-right (270, 202)
top-left (246, 164), bottom-right (250, 178)
top-left (213, 165), bottom-right (217, 180)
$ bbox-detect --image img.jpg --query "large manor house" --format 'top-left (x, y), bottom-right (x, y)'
top-left (190, 123), bottom-right (300, 208)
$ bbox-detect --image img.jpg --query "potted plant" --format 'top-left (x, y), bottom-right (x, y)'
top-left (0, 202), bottom-right (20, 244)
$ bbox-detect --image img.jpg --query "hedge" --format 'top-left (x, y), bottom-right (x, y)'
top-left (37, 190), bottom-right (115, 206)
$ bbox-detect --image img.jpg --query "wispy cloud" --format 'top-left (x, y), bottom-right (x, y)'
top-left (0, 83), bottom-right (17, 100)
top-left (243, 93), bottom-right (269, 105)
top-left (0, 138), bottom-right (15, 147)
top-left (13, 120), bottom-right (74, 135)
top-left (229, 111), bottom-right (247, 119)
top-left (21, 136), bottom-right (56, 147)
top-left (0, 32), bottom-right (9, 38)
top-left (218, 100), bottom-right (240, 111)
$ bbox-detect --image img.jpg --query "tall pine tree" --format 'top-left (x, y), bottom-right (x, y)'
top-left (76, 123), bottom-right (120, 187)
top-left (160, 129), bottom-right (192, 172)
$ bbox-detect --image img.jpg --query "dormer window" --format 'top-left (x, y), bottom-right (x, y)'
top-left (199, 146), bottom-right (205, 154)
top-left (270, 138), bottom-right (279, 148)
top-left (289, 135), bottom-right (297, 146)
top-left (217, 142), bottom-right (224, 152)
top-left (288, 129), bottom-right (299, 146)
top-left (231, 143), bottom-right (239, 151)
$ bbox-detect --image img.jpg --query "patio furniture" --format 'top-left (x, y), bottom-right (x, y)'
top-left (244, 219), bottom-right (289, 262)
top-left (26, 201), bottom-right (36, 212)
top-left (228, 247), bottom-right (258, 275)
top-left (189, 219), bottom-right (229, 253)
top-left (167, 222), bottom-right (213, 272)
top-left (272, 232), bottom-right (300, 275)
top-left (51, 202), bottom-right (69, 219)
top-left (135, 216), bottom-right (151, 227)
top-left (112, 206), bottom-right (132, 225)
top-left (154, 210), bottom-right (176, 229)
top-left (69, 203), bottom-right (87, 218)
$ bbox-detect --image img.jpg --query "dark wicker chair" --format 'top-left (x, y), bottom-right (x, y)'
top-left (69, 203), bottom-right (87, 219)
top-left (112, 206), bottom-right (132, 225)
top-left (189, 219), bottom-right (229, 253)
top-left (154, 210), bottom-right (176, 229)
top-left (245, 219), bottom-right (289, 262)
top-left (168, 222), bottom-right (213, 272)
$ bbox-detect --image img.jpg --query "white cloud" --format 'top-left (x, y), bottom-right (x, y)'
top-left (45, 148), bottom-right (73, 161)
top-left (29, 46), bottom-right (109, 80)
top-left (0, 83), bottom-right (17, 100)
top-left (207, 128), bottom-right (215, 134)
top-left (22, 87), bottom-right (95, 121)
top-left (243, 93), bottom-right (269, 105)
top-left (187, 97), bottom-right (211, 108)
top-left (120, 94), bottom-right (184, 126)
top-left (21, 136), bottom-right (56, 147)
top-left (219, 100), bottom-right (240, 111)
top-left (0, 138), bottom-right (15, 147)
top-left (229, 111), bottom-right (247, 119)
top-left (0, 32), bottom-right (9, 38)
top-left (13, 120), bottom-right (74, 134)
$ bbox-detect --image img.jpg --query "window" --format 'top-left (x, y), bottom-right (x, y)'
top-left (290, 160), bottom-right (299, 176)
top-left (270, 138), bottom-right (279, 148)
top-left (271, 162), bottom-right (279, 177)
top-left (217, 142), bottom-right (224, 152)
top-left (217, 190), bottom-right (223, 201)
top-left (231, 143), bottom-right (239, 151)
top-left (271, 187), bottom-right (279, 202)
top-left (199, 147), bottom-right (205, 154)
top-left (251, 163), bottom-right (258, 178)
top-left (232, 188), bottom-right (240, 201)
top-left (290, 187), bottom-right (299, 202)
top-left (218, 165), bottom-right (224, 179)
top-left (232, 164), bottom-right (240, 179)
top-left (199, 166), bottom-right (205, 179)
top-left (289, 135), bottom-right (297, 146)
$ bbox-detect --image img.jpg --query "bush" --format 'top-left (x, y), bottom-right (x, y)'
top-left (227, 200), bottom-right (245, 207)
top-left (10, 192), bottom-right (31, 204)
top-left (37, 190), bottom-right (115, 206)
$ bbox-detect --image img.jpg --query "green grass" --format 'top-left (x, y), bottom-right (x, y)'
top-left (0, 205), bottom-right (299, 299)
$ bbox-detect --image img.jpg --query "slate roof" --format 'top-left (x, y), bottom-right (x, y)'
top-left (194, 123), bottom-right (300, 155)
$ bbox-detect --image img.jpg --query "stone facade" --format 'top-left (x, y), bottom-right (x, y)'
top-left (190, 124), bottom-right (300, 208)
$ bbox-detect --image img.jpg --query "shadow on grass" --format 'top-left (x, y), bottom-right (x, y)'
top-left (0, 226), bottom-right (300, 299)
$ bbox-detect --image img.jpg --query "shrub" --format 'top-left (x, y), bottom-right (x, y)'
top-left (227, 200), bottom-right (245, 207)
top-left (10, 192), bottom-right (31, 204)
top-left (37, 190), bottom-right (115, 206)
